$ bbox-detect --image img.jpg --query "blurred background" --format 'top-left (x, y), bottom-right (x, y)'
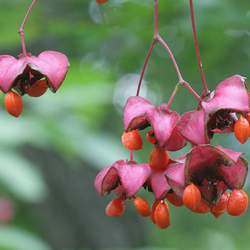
top-left (0, 0), bottom-right (249, 249)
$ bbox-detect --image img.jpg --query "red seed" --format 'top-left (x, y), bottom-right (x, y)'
top-left (26, 79), bottom-right (48, 97)
top-left (105, 198), bottom-right (125, 217)
top-left (151, 200), bottom-right (160, 224)
top-left (192, 199), bottom-right (210, 214)
top-left (234, 116), bottom-right (250, 144)
top-left (146, 130), bottom-right (157, 144)
top-left (183, 184), bottom-right (201, 211)
top-left (133, 197), bottom-right (151, 217)
top-left (96, 0), bottom-right (108, 4)
top-left (121, 130), bottom-right (143, 151)
top-left (4, 91), bottom-right (23, 117)
top-left (166, 192), bottom-right (183, 207)
top-left (154, 201), bottom-right (170, 229)
top-left (227, 190), bottom-right (248, 216)
top-left (211, 192), bottom-right (229, 218)
top-left (149, 147), bottom-right (169, 172)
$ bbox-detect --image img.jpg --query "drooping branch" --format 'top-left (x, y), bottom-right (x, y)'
top-left (136, 0), bottom-right (200, 104)
top-left (19, 0), bottom-right (37, 56)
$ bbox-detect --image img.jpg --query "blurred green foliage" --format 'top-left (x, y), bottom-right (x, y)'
top-left (0, 0), bottom-right (249, 249)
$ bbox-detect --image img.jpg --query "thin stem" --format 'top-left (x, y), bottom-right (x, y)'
top-left (136, 0), bottom-right (159, 96)
top-left (136, 0), bottom-right (200, 106)
top-left (157, 35), bottom-right (184, 83)
top-left (130, 151), bottom-right (134, 161)
top-left (19, 0), bottom-right (37, 56)
top-left (136, 39), bottom-right (156, 96)
top-left (167, 81), bottom-right (200, 109)
top-left (182, 81), bottom-right (200, 101)
top-left (166, 84), bottom-right (179, 109)
top-left (189, 0), bottom-right (209, 95)
top-left (154, 0), bottom-right (159, 37)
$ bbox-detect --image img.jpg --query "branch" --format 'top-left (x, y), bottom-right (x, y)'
top-left (136, 0), bottom-right (201, 106)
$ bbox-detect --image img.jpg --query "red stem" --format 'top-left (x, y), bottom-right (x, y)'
top-left (182, 81), bottom-right (200, 101)
top-left (189, 0), bottom-right (209, 95)
top-left (136, 0), bottom-right (159, 96)
top-left (137, 0), bottom-right (185, 96)
top-left (156, 35), bottom-right (184, 83)
top-left (130, 151), bottom-right (134, 161)
top-left (153, 0), bottom-right (159, 37)
top-left (136, 0), bottom-right (201, 105)
top-left (166, 84), bottom-right (179, 109)
top-left (136, 40), bottom-right (156, 96)
top-left (19, 0), bottom-right (37, 56)
top-left (166, 81), bottom-right (200, 109)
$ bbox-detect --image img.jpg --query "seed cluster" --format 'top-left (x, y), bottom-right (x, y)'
top-left (101, 132), bottom-right (248, 229)
top-left (94, 0), bottom-right (250, 229)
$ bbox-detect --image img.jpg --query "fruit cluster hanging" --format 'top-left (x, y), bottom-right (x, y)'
top-left (95, 0), bottom-right (249, 229)
top-left (0, 0), bottom-right (69, 117)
